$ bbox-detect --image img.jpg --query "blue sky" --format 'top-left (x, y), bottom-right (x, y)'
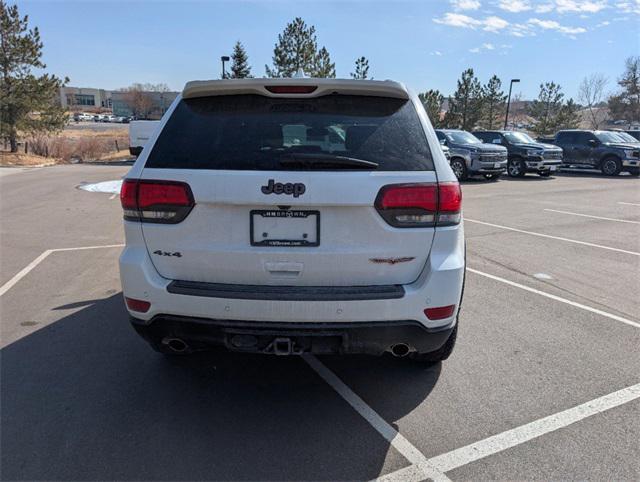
top-left (16, 0), bottom-right (640, 99)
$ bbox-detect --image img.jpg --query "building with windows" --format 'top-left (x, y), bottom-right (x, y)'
top-left (59, 87), bottom-right (112, 110)
top-left (111, 90), bottom-right (178, 119)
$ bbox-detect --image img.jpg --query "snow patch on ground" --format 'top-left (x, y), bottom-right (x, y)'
top-left (533, 272), bottom-right (553, 280)
top-left (78, 180), bottom-right (122, 194)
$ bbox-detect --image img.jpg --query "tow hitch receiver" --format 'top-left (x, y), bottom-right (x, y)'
top-left (267, 337), bottom-right (303, 356)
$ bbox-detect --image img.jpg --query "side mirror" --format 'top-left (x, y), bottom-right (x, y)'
top-left (439, 138), bottom-right (447, 146)
top-left (588, 139), bottom-right (598, 147)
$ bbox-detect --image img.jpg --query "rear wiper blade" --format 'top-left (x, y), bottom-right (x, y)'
top-left (278, 153), bottom-right (379, 169)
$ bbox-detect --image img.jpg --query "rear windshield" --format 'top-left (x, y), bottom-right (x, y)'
top-left (145, 94), bottom-right (434, 171)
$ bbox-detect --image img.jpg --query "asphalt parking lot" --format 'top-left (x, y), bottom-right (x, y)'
top-left (1, 165), bottom-right (639, 481)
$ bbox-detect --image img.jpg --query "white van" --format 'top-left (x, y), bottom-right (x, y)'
top-left (128, 120), bottom-right (160, 156)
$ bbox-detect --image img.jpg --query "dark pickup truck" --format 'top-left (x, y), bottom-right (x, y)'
top-left (435, 129), bottom-right (508, 181)
top-left (542, 130), bottom-right (640, 176)
top-left (473, 130), bottom-right (563, 177)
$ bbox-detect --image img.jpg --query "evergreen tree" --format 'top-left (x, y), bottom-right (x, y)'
top-left (0, 1), bottom-right (68, 152)
top-left (480, 75), bottom-right (506, 129)
top-left (314, 46), bottom-right (335, 78)
top-left (229, 41), bottom-right (252, 79)
top-left (557, 98), bottom-right (581, 130)
top-left (528, 81), bottom-right (566, 135)
top-left (607, 56), bottom-right (640, 124)
top-left (418, 89), bottom-right (444, 128)
top-left (265, 17), bottom-right (318, 77)
top-left (444, 68), bottom-right (483, 130)
top-left (350, 57), bottom-right (370, 80)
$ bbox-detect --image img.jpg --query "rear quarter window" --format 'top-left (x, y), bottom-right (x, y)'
top-left (145, 94), bottom-right (434, 171)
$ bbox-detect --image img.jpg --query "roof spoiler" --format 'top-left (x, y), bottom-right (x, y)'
top-left (182, 78), bottom-right (410, 100)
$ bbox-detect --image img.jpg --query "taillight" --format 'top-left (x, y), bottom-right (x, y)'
top-left (120, 179), bottom-right (194, 223)
top-left (265, 85), bottom-right (318, 94)
top-left (424, 305), bottom-right (456, 320)
top-left (374, 182), bottom-right (461, 228)
top-left (125, 297), bottom-right (151, 313)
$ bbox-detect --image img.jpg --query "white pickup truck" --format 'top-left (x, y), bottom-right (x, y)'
top-left (129, 120), bottom-right (160, 156)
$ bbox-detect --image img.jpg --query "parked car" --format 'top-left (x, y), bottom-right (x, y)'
top-left (92, 114), bottom-right (103, 122)
top-left (474, 130), bottom-right (563, 177)
top-left (119, 78), bottom-right (465, 363)
top-left (435, 129), bottom-right (507, 181)
top-left (441, 143), bottom-right (451, 161)
top-left (624, 130), bottom-right (640, 141)
top-left (128, 120), bottom-right (160, 156)
top-left (548, 130), bottom-right (640, 176)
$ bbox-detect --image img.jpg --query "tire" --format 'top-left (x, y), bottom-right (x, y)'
top-left (450, 158), bottom-right (469, 181)
top-left (600, 156), bottom-right (622, 176)
top-left (409, 323), bottom-right (458, 364)
top-left (627, 167), bottom-right (640, 177)
top-left (507, 159), bottom-right (526, 177)
top-left (483, 173), bottom-right (500, 181)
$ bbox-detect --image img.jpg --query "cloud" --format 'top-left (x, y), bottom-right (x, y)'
top-left (534, 3), bottom-right (556, 12)
top-left (616, 0), bottom-right (640, 14)
top-left (554, 0), bottom-right (607, 13)
top-left (430, 50), bottom-right (443, 56)
top-left (483, 15), bottom-right (510, 31)
top-left (509, 22), bottom-right (535, 36)
top-left (469, 42), bottom-right (513, 55)
top-left (433, 12), bottom-right (482, 28)
top-left (434, 12), bottom-right (538, 36)
top-left (527, 17), bottom-right (587, 34)
top-left (450, 0), bottom-right (482, 10)
top-left (433, 13), bottom-right (511, 32)
top-left (498, 0), bottom-right (532, 12)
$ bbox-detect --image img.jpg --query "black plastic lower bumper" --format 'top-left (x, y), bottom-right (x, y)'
top-left (130, 315), bottom-right (454, 356)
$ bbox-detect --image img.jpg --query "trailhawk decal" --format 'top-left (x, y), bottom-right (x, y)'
top-left (369, 257), bottom-right (415, 265)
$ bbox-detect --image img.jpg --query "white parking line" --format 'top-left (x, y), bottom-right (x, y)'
top-left (0, 244), bottom-right (124, 297)
top-left (428, 382), bottom-right (640, 472)
top-left (307, 353), bottom-right (640, 481)
top-left (465, 218), bottom-right (640, 256)
top-left (302, 354), bottom-right (453, 482)
top-left (467, 267), bottom-right (640, 329)
top-left (372, 464), bottom-right (425, 482)
top-left (618, 202), bottom-right (640, 207)
top-left (544, 208), bottom-right (640, 225)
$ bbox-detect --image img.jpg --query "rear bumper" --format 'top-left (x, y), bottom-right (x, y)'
top-left (120, 222), bottom-right (465, 332)
top-left (130, 315), bottom-right (454, 356)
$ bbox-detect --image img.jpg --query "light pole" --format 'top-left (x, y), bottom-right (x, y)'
top-left (504, 78), bottom-right (520, 130)
top-left (221, 56), bottom-right (230, 79)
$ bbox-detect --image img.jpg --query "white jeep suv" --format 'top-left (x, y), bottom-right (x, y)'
top-left (119, 78), bottom-right (465, 363)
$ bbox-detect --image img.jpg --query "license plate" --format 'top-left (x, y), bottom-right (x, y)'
top-left (494, 162), bottom-right (502, 168)
top-left (550, 165), bottom-right (557, 171)
top-left (251, 210), bottom-right (320, 247)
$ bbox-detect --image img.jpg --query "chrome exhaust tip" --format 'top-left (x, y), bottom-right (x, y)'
top-left (390, 343), bottom-right (410, 358)
top-left (162, 337), bottom-right (189, 353)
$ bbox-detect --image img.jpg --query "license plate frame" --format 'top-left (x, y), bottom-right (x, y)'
top-left (494, 162), bottom-right (502, 168)
top-left (250, 209), bottom-right (320, 247)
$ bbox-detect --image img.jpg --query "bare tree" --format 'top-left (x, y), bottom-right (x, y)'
top-left (578, 73), bottom-right (608, 129)
top-left (120, 83), bottom-right (155, 119)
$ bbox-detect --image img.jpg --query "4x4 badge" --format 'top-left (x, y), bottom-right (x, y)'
top-left (261, 179), bottom-right (306, 198)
